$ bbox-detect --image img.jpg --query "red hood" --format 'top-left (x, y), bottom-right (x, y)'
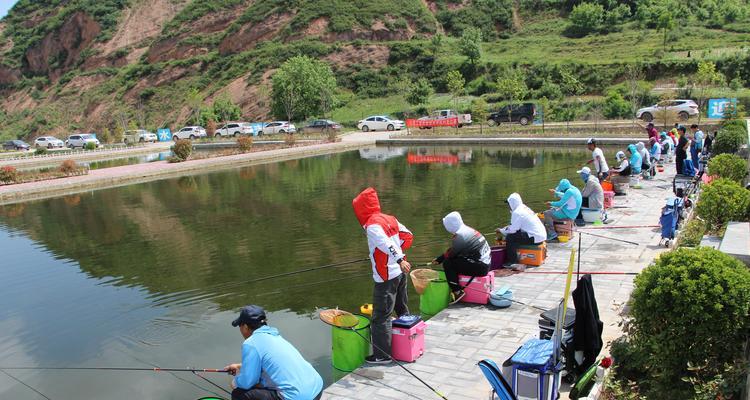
top-left (352, 187), bottom-right (381, 226)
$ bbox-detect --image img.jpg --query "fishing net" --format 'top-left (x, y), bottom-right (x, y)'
top-left (318, 309), bottom-right (360, 329)
top-left (410, 269), bottom-right (440, 295)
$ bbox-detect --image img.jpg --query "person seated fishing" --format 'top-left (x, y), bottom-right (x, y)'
top-left (352, 187), bottom-right (413, 365)
top-left (627, 144), bottom-right (642, 176)
top-left (225, 305), bottom-right (323, 400)
top-left (576, 167), bottom-right (605, 221)
top-left (431, 211), bottom-right (490, 304)
top-left (611, 151), bottom-right (631, 176)
top-left (636, 142), bottom-right (653, 178)
top-left (650, 137), bottom-right (663, 167)
top-left (496, 193), bottom-right (547, 265)
top-left (659, 132), bottom-right (673, 162)
top-left (542, 179), bottom-right (582, 240)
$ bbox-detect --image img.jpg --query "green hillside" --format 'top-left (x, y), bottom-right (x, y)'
top-left (0, 0), bottom-right (749, 140)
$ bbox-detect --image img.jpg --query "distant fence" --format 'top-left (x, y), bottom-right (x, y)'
top-left (406, 117), bottom-right (459, 128)
top-left (0, 143), bottom-right (148, 162)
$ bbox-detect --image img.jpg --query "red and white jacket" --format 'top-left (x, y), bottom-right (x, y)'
top-left (352, 188), bottom-right (413, 283)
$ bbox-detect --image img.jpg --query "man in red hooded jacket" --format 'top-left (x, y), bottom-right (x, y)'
top-left (352, 187), bottom-right (413, 364)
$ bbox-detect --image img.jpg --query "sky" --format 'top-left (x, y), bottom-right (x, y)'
top-left (0, 0), bottom-right (17, 19)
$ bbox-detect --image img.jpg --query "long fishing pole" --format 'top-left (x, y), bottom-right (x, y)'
top-left (578, 230), bottom-right (640, 246)
top-left (347, 329), bottom-right (448, 400)
top-left (578, 225), bottom-right (659, 230)
top-left (193, 371), bottom-right (231, 396)
top-left (522, 271), bottom-right (638, 275)
top-left (0, 369), bottom-right (52, 400)
top-left (0, 367), bottom-right (229, 373)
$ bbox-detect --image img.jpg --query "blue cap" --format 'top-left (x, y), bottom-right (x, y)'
top-left (232, 305), bottom-right (267, 327)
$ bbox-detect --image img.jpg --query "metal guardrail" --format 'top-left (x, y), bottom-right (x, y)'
top-left (0, 143), bottom-right (149, 162)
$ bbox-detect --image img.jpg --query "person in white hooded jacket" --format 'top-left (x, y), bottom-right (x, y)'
top-left (431, 211), bottom-right (490, 303)
top-left (496, 193), bottom-right (547, 264)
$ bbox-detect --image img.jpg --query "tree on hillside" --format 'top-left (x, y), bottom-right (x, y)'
top-left (271, 55), bottom-right (338, 122)
top-left (431, 34), bottom-right (443, 56)
top-left (693, 61), bottom-right (725, 123)
top-left (625, 64), bottom-right (645, 127)
top-left (496, 68), bottom-right (528, 131)
top-left (406, 78), bottom-right (433, 108)
top-left (446, 71), bottom-right (465, 111)
top-left (212, 95), bottom-right (242, 124)
top-left (459, 27), bottom-right (482, 65)
top-left (568, 2), bottom-right (605, 36)
top-left (656, 9), bottom-right (674, 54)
top-left (186, 88), bottom-right (204, 126)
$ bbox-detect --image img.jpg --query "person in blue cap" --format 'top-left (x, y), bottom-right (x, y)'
top-left (542, 178), bottom-right (582, 240)
top-left (225, 305), bottom-right (323, 400)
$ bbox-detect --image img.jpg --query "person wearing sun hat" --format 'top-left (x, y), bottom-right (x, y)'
top-left (576, 166), bottom-right (605, 220)
top-left (224, 305), bottom-right (323, 400)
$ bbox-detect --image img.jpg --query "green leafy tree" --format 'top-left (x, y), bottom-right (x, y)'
top-left (603, 90), bottom-right (631, 119)
top-left (656, 9), bottom-right (675, 53)
top-left (212, 95), bottom-right (242, 124)
top-left (271, 55), bottom-right (338, 122)
top-left (459, 27), bottom-right (482, 65)
top-left (113, 125), bottom-right (125, 143)
top-left (406, 78), bottom-right (433, 107)
top-left (470, 97), bottom-right (488, 134)
top-left (186, 88), bottom-right (203, 126)
top-left (496, 68), bottom-right (528, 130)
top-left (445, 70), bottom-right (465, 111)
top-left (693, 61), bottom-right (725, 123)
top-left (99, 127), bottom-right (112, 144)
top-left (568, 2), bottom-right (605, 36)
top-left (430, 33), bottom-right (443, 56)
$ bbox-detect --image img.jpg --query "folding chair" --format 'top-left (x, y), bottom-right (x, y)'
top-left (478, 359), bottom-right (518, 400)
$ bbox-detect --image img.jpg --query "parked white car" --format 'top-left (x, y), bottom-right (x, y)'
top-left (66, 134), bottom-right (100, 149)
top-left (357, 116), bottom-right (405, 132)
top-left (34, 136), bottom-right (65, 149)
top-left (215, 122), bottom-right (255, 137)
top-left (259, 121), bottom-right (296, 135)
top-left (172, 126), bottom-right (207, 140)
top-left (637, 99), bottom-right (699, 122)
top-left (124, 129), bottom-right (158, 144)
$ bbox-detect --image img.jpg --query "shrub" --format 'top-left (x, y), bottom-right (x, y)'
top-left (326, 128), bottom-right (338, 143)
top-left (696, 178), bottom-right (750, 230)
top-left (172, 139), bottom-right (193, 161)
top-left (629, 247), bottom-right (750, 399)
top-left (237, 136), bottom-right (253, 152)
top-left (602, 90), bottom-right (631, 119)
top-left (35, 147), bottom-right (47, 155)
top-left (713, 125), bottom-right (748, 155)
top-left (708, 153), bottom-right (747, 183)
top-left (59, 160), bottom-right (78, 175)
top-left (568, 2), bottom-right (605, 36)
top-left (284, 133), bottom-right (296, 147)
top-left (679, 218), bottom-right (707, 247)
top-left (84, 142), bottom-right (97, 150)
top-left (0, 166), bottom-right (19, 183)
top-left (206, 119), bottom-right (217, 138)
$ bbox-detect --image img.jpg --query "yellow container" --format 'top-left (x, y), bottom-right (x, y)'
top-left (558, 235), bottom-right (570, 243)
top-left (360, 304), bottom-right (373, 316)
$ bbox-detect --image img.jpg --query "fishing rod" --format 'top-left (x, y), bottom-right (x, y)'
top-left (522, 271), bottom-right (638, 276)
top-left (578, 225), bottom-right (659, 230)
top-left (0, 367), bottom-right (229, 373)
top-left (1, 369), bottom-right (52, 400)
top-left (578, 230), bottom-right (640, 246)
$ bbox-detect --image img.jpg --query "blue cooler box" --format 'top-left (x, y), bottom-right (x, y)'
top-left (501, 339), bottom-right (561, 400)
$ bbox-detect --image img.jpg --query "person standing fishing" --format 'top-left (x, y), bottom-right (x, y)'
top-left (432, 211), bottom-right (491, 304)
top-left (584, 138), bottom-right (609, 181)
top-left (496, 193), bottom-right (547, 265)
top-left (225, 305), bottom-right (323, 400)
top-left (352, 187), bottom-right (413, 364)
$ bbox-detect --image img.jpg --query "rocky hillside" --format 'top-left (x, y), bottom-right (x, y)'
top-left (0, 0), bottom-right (749, 139)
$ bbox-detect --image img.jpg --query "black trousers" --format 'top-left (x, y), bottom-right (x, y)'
top-left (443, 257), bottom-right (489, 292)
top-left (504, 231), bottom-right (536, 264)
top-left (232, 388), bottom-right (322, 400)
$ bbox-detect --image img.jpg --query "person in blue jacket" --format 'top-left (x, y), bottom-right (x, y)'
top-left (542, 178), bottom-right (582, 240)
top-left (225, 305), bottom-right (323, 400)
top-left (627, 144), bottom-right (642, 175)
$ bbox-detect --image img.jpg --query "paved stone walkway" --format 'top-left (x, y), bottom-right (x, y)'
top-left (323, 169), bottom-right (677, 400)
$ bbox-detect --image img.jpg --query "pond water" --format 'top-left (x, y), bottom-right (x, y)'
top-left (0, 145), bottom-right (604, 399)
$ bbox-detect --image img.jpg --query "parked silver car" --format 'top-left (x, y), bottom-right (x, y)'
top-left (636, 99), bottom-right (699, 122)
top-left (66, 134), bottom-right (100, 149)
top-left (259, 121), bottom-right (296, 135)
top-left (172, 126), bottom-right (207, 140)
top-left (124, 129), bottom-right (158, 144)
top-left (34, 136), bottom-right (65, 149)
top-left (215, 122), bottom-right (255, 137)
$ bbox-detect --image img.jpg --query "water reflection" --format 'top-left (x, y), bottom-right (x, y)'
top-left (0, 145), bottom-right (599, 398)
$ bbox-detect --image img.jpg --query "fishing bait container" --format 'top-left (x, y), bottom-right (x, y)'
top-left (331, 314), bottom-right (370, 371)
top-left (517, 243), bottom-right (547, 267)
top-left (490, 286), bottom-right (513, 308)
top-left (459, 273), bottom-right (495, 304)
top-left (490, 245), bottom-right (507, 270)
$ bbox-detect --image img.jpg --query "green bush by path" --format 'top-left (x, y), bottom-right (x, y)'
top-left (707, 154), bottom-right (748, 183)
top-left (172, 139), bottom-right (193, 161)
top-left (696, 178), bottom-right (750, 231)
top-left (713, 124), bottom-right (748, 155)
top-left (679, 218), bottom-right (707, 247)
top-left (624, 247), bottom-right (750, 399)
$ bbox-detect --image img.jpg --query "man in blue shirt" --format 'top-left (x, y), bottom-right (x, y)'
top-left (225, 305), bottom-right (324, 400)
